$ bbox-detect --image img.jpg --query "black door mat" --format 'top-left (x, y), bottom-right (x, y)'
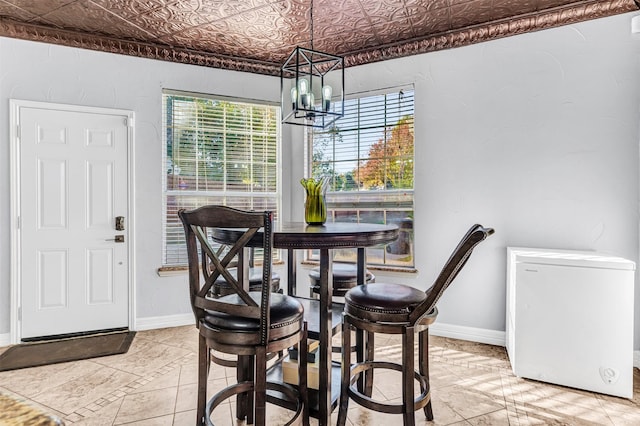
top-left (0, 330), bottom-right (136, 372)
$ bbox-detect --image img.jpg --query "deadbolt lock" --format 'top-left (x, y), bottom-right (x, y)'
top-left (115, 216), bottom-right (125, 231)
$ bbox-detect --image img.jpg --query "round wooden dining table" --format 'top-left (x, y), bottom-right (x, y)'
top-left (212, 221), bottom-right (399, 425)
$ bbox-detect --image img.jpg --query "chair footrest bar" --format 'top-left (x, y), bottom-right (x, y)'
top-left (347, 360), bottom-right (431, 414)
top-left (206, 381), bottom-right (305, 426)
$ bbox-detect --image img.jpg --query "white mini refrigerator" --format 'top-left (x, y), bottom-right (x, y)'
top-left (506, 247), bottom-right (635, 398)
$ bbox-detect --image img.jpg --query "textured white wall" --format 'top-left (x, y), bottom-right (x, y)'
top-left (0, 38), bottom-right (283, 331)
top-left (341, 12), bottom-right (640, 337)
top-left (347, 12), bottom-right (640, 338)
top-left (1, 11), bottom-right (640, 346)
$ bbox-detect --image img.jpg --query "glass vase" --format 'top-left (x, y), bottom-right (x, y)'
top-left (301, 177), bottom-right (328, 226)
top-left (305, 193), bottom-right (327, 225)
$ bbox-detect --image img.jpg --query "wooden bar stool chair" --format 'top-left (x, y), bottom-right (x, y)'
top-left (337, 224), bottom-right (494, 426)
top-left (204, 246), bottom-right (281, 368)
top-left (212, 248), bottom-right (281, 298)
top-left (308, 262), bottom-right (374, 298)
top-left (179, 205), bottom-right (308, 426)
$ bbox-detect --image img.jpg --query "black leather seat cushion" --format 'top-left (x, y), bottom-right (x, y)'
top-left (345, 283), bottom-right (426, 314)
top-left (309, 263), bottom-right (373, 284)
top-left (204, 292), bottom-right (303, 331)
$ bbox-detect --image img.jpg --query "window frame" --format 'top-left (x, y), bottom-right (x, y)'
top-left (306, 86), bottom-right (415, 270)
top-left (161, 89), bottom-right (281, 268)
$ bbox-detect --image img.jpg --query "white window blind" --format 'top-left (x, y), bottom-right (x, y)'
top-left (162, 91), bottom-right (280, 266)
top-left (311, 88), bottom-right (415, 268)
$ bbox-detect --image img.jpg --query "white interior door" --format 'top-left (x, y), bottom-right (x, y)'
top-left (16, 102), bottom-right (132, 340)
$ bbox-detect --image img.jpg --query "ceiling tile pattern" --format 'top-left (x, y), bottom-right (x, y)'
top-left (0, 0), bottom-right (635, 76)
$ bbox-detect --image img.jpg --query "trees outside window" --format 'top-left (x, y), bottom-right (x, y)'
top-left (311, 88), bottom-right (415, 268)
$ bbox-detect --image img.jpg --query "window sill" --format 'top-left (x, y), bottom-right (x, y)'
top-left (300, 260), bottom-right (417, 274)
top-left (157, 260), bottom-right (286, 277)
top-left (157, 266), bottom-right (188, 277)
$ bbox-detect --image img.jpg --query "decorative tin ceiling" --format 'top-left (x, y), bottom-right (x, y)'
top-left (0, 0), bottom-right (636, 75)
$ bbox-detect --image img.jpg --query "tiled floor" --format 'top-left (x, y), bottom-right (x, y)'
top-left (1, 326), bottom-right (640, 425)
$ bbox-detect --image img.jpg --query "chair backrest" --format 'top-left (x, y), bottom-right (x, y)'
top-left (178, 205), bottom-right (274, 345)
top-left (409, 224), bottom-right (494, 323)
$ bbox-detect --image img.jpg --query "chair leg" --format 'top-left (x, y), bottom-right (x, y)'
top-left (419, 329), bottom-right (434, 421)
top-left (355, 327), bottom-right (364, 393)
top-left (355, 328), bottom-right (375, 396)
top-left (255, 347), bottom-right (267, 426)
top-left (247, 356), bottom-right (255, 424)
top-left (337, 315), bottom-right (351, 426)
top-left (365, 330), bottom-right (375, 397)
top-left (197, 335), bottom-right (209, 426)
top-left (236, 355), bottom-right (248, 421)
top-left (402, 327), bottom-right (416, 426)
top-left (300, 323), bottom-right (309, 424)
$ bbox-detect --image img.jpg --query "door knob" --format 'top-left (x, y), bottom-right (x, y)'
top-left (105, 235), bottom-right (125, 243)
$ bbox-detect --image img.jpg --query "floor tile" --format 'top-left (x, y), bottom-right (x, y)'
top-left (30, 366), bottom-right (139, 415)
top-left (0, 359), bottom-right (105, 398)
top-left (117, 414), bottom-right (174, 425)
top-left (465, 408), bottom-right (510, 425)
top-left (93, 339), bottom-right (191, 377)
top-left (72, 398), bottom-right (123, 426)
top-left (1, 326), bottom-right (639, 425)
top-left (431, 383), bottom-right (506, 420)
top-left (113, 387), bottom-right (177, 425)
top-left (130, 366), bottom-right (181, 394)
top-left (172, 409), bottom-right (198, 425)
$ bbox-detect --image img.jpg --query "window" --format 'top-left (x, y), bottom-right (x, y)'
top-left (310, 88), bottom-right (415, 269)
top-left (162, 91), bottom-right (280, 266)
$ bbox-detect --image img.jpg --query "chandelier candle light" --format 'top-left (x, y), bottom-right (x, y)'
top-left (301, 177), bottom-right (328, 225)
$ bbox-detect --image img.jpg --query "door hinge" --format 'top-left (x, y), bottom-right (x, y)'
top-left (124, 117), bottom-right (134, 127)
top-left (18, 306), bottom-right (21, 321)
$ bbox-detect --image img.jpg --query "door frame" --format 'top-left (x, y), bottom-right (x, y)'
top-left (9, 99), bottom-right (137, 344)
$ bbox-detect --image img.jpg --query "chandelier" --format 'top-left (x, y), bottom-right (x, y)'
top-left (280, 0), bottom-right (344, 128)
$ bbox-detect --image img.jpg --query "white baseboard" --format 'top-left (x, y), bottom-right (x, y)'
top-left (634, 351), bottom-right (640, 369)
top-left (429, 322), bottom-right (506, 347)
top-left (134, 313), bottom-right (194, 331)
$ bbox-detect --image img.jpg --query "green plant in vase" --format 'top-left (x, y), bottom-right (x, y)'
top-left (301, 177), bottom-right (328, 225)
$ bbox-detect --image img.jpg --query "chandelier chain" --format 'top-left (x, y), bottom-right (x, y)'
top-left (280, 0), bottom-right (343, 128)
top-left (310, 0), bottom-right (314, 51)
